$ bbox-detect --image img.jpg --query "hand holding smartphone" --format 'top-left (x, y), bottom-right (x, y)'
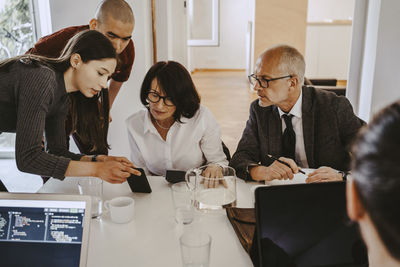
top-left (127, 168), bottom-right (152, 193)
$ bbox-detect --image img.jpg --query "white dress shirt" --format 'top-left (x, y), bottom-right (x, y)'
top-left (277, 91), bottom-right (309, 168)
top-left (126, 105), bottom-right (228, 175)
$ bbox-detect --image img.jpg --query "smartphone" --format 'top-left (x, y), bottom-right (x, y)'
top-left (127, 168), bottom-right (152, 193)
top-left (0, 178), bottom-right (8, 192)
top-left (165, 170), bottom-right (186, 184)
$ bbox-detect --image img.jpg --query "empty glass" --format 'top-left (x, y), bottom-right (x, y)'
top-left (171, 182), bottom-right (194, 224)
top-left (78, 178), bottom-right (103, 219)
top-left (180, 231), bottom-right (212, 267)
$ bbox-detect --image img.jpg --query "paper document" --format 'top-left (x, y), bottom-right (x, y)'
top-left (265, 169), bottom-right (314, 186)
top-left (250, 169), bottom-right (316, 196)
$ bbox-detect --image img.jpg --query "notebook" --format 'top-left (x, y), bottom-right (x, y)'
top-left (0, 193), bottom-right (92, 267)
top-left (254, 182), bottom-right (368, 267)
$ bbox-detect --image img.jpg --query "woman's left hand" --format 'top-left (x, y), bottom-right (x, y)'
top-left (201, 164), bottom-right (227, 188)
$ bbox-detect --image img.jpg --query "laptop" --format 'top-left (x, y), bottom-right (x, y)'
top-left (0, 193), bottom-right (92, 267)
top-left (254, 182), bottom-right (368, 267)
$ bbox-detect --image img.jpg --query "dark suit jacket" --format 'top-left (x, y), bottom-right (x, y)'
top-left (230, 86), bottom-right (365, 180)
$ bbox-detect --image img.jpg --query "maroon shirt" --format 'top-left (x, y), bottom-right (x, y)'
top-left (27, 25), bottom-right (135, 82)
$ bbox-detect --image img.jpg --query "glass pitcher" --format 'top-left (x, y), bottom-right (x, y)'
top-left (185, 164), bottom-right (237, 211)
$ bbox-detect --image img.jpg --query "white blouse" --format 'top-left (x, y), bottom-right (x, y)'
top-left (126, 105), bottom-right (228, 175)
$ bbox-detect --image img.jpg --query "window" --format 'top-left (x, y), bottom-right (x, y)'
top-left (0, 0), bottom-right (37, 158)
top-left (0, 0), bottom-right (35, 59)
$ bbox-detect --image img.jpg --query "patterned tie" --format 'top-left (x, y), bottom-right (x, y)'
top-left (282, 114), bottom-right (296, 160)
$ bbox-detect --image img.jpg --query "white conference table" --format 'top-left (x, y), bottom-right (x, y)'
top-left (38, 176), bottom-right (255, 267)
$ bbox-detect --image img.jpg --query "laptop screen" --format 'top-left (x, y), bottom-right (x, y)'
top-left (255, 182), bottom-right (368, 267)
top-left (0, 198), bottom-right (87, 267)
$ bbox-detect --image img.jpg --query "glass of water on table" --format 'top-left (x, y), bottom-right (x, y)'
top-left (78, 178), bottom-right (103, 219)
top-left (171, 181), bottom-right (194, 224)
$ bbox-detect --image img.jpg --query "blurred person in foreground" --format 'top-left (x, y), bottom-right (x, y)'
top-left (347, 100), bottom-right (400, 267)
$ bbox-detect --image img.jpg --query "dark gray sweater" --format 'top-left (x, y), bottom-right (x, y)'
top-left (0, 60), bottom-right (83, 179)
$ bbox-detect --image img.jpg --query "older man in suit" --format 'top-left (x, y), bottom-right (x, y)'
top-left (230, 45), bottom-right (364, 183)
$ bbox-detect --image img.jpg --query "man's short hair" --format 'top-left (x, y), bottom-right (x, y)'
top-left (267, 44), bottom-right (305, 86)
top-left (95, 0), bottom-right (134, 24)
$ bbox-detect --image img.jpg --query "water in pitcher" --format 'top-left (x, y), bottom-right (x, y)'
top-left (193, 175), bottom-right (236, 210)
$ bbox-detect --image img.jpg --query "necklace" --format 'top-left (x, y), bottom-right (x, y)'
top-left (154, 119), bottom-right (172, 130)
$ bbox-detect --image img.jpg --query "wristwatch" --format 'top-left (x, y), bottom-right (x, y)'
top-left (91, 155), bottom-right (98, 162)
top-left (337, 170), bottom-right (348, 181)
top-left (246, 163), bottom-right (260, 173)
top-left (246, 163), bottom-right (260, 180)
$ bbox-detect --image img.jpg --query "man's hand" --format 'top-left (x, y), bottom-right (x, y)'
top-left (306, 166), bottom-right (343, 183)
top-left (250, 157), bottom-right (299, 182)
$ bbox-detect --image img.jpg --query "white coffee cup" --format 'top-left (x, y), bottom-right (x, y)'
top-left (104, 196), bottom-right (135, 224)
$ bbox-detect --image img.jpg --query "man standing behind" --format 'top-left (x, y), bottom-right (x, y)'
top-left (28, 0), bottom-right (134, 107)
top-left (230, 44), bottom-right (364, 183)
top-left (27, 0), bottom-right (135, 155)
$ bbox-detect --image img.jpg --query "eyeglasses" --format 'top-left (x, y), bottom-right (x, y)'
top-left (146, 90), bottom-right (175, 106)
top-left (248, 74), bottom-right (292, 88)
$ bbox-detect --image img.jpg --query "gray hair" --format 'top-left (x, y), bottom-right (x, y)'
top-left (95, 0), bottom-right (134, 24)
top-left (270, 45), bottom-right (305, 86)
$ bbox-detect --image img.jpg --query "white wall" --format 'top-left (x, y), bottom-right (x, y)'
top-left (189, 0), bottom-right (248, 69)
top-left (307, 0), bottom-right (355, 22)
top-left (168, 0), bottom-right (187, 67)
top-left (155, 0), bottom-right (168, 61)
top-left (369, 0), bottom-right (400, 116)
top-left (348, 0), bottom-right (400, 121)
top-left (49, 1), bottom-right (98, 31)
top-left (155, 0), bottom-right (187, 67)
top-left (305, 0), bottom-right (354, 79)
top-left (49, 0), bottom-right (153, 158)
top-left (305, 25), bottom-right (352, 79)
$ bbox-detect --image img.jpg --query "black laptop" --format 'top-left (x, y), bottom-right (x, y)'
top-left (0, 193), bottom-right (92, 267)
top-left (254, 182), bottom-right (368, 267)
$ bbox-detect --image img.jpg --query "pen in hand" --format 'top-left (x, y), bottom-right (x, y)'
top-left (266, 154), bottom-right (306, 175)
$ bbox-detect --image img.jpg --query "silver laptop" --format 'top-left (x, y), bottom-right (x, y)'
top-left (0, 193), bottom-right (92, 267)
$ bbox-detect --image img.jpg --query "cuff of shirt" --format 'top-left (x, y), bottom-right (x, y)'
top-left (51, 157), bottom-right (71, 180)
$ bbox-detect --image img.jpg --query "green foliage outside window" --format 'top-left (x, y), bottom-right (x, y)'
top-left (0, 0), bottom-right (34, 60)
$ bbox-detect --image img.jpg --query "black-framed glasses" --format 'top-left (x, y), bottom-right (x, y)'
top-left (146, 90), bottom-right (175, 106)
top-left (248, 74), bottom-right (292, 88)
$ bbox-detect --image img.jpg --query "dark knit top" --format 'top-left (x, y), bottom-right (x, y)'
top-left (0, 60), bottom-right (83, 179)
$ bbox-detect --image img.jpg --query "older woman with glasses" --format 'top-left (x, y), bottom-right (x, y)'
top-left (126, 61), bottom-right (227, 176)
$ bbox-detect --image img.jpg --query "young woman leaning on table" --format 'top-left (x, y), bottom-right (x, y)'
top-left (126, 61), bottom-right (228, 177)
top-left (0, 30), bottom-right (139, 184)
top-left (348, 100), bottom-right (400, 266)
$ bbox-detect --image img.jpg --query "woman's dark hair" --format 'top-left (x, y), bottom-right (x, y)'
top-left (351, 100), bottom-right (400, 260)
top-left (64, 30), bottom-right (116, 154)
top-left (140, 61), bottom-right (200, 122)
top-left (0, 30), bottom-right (116, 71)
top-left (0, 30), bottom-right (117, 154)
